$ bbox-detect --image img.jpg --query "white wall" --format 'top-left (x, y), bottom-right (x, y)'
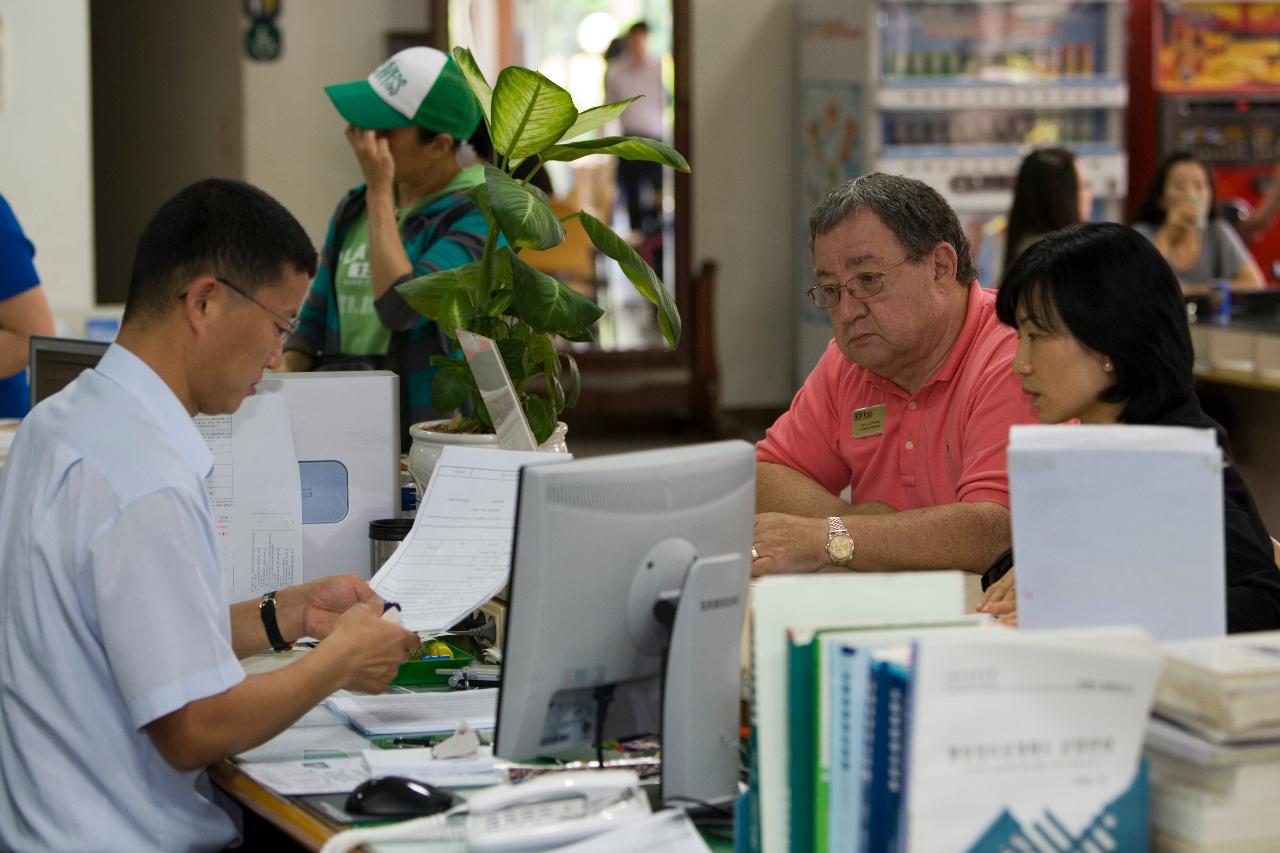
top-left (0, 0), bottom-right (94, 316)
top-left (242, 0), bottom-right (430, 248)
top-left (691, 0), bottom-right (798, 409)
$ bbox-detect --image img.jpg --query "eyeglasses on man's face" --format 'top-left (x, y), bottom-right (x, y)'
top-left (215, 277), bottom-right (301, 340)
top-left (176, 278), bottom-right (300, 341)
top-left (806, 251), bottom-right (925, 308)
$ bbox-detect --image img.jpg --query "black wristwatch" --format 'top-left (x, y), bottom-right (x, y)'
top-left (259, 590), bottom-right (291, 653)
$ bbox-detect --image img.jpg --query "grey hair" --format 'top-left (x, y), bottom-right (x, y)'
top-left (808, 173), bottom-right (977, 285)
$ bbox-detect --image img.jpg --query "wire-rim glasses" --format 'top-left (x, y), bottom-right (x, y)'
top-left (806, 251), bottom-right (925, 308)
top-left (215, 277), bottom-right (299, 340)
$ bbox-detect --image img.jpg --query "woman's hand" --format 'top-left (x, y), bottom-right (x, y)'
top-left (975, 567), bottom-right (1018, 627)
top-left (344, 125), bottom-right (395, 196)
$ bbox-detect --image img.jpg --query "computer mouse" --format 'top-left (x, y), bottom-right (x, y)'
top-left (345, 775), bottom-right (455, 818)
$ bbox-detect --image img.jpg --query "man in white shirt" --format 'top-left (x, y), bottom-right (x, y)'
top-left (0, 179), bottom-right (421, 852)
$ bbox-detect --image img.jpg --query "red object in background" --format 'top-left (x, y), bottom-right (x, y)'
top-left (1127, 0), bottom-right (1159, 220)
top-left (1129, 0), bottom-right (1280, 283)
top-left (1216, 165), bottom-right (1280, 279)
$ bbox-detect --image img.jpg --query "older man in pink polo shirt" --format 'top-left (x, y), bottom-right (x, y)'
top-left (754, 173), bottom-right (1037, 575)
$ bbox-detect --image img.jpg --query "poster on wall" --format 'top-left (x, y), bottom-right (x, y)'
top-left (798, 80), bottom-right (863, 330)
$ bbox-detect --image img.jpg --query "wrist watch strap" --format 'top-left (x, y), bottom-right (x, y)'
top-left (259, 590), bottom-right (291, 653)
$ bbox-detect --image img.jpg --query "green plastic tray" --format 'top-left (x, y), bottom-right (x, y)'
top-left (392, 640), bottom-right (474, 686)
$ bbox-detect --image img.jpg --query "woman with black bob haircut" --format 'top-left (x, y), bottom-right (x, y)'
top-left (976, 221), bottom-right (1280, 632)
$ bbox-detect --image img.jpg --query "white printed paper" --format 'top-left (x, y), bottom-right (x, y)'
top-left (326, 688), bottom-right (499, 736)
top-left (235, 723), bottom-right (373, 764)
top-left (240, 756), bottom-right (369, 795)
top-left (370, 446), bottom-right (571, 631)
top-left (363, 745), bottom-right (505, 787)
top-left (196, 393), bottom-right (303, 599)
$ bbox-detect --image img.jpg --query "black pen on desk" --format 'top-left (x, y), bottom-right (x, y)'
top-left (390, 736), bottom-right (436, 747)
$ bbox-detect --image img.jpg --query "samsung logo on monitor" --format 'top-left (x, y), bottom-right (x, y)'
top-left (700, 595), bottom-right (740, 612)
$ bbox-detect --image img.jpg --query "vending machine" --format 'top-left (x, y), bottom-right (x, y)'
top-left (794, 0), bottom-right (1129, 379)
top-left (1154, 1), bottom-right (1280, 280)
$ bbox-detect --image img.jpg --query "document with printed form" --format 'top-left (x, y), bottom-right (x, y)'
top-left (196, 392), bottom-right (303, 599)
top-left (370, 445), bottom-right (571, 632)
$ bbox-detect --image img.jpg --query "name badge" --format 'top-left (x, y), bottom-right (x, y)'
top-left (852, 404), bottom-right (886, 439)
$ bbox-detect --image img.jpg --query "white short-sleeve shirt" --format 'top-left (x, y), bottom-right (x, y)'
top-left (0, 344), bottom-right (246, 852)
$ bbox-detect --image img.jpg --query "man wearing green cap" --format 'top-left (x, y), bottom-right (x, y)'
top-left (282, 46), bottom-right (493, 448)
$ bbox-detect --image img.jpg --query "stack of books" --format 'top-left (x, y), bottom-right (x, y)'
top-left (747, 572), bottom-right (1163, 853)
top-left (1147, 631), bottom-right (1280, 852)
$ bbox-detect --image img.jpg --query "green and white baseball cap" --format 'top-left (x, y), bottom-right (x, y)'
top-left (324, 47), bottom-right (482, 139)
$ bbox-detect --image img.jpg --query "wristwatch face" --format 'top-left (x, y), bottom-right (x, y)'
top-left (827, 534), bottom-right (855, 565)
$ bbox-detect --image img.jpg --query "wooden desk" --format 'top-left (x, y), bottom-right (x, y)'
top-left (210, 761), bottom-right (340, 852)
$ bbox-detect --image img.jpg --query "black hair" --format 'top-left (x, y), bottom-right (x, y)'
top-left (1130, 150), bottom-right (1219, 227)
top-left (443, 122), bottom-right (555, 195)
top-left (122, 178), bottom-right (317, 324)
top-left (809, 172), bottom-right (977, 284)
top-left (627, 21), bottom-right (650, 37)
top-left (414, 126), bottom-right (464, 150)
top-left (1003, 147), bottom-right (1082, 275)
top-left (995, 222), bottom-right (1193, 423)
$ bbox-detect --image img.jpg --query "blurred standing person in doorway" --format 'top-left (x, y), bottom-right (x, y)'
top-left (605, 21), bottom-right (667, 267)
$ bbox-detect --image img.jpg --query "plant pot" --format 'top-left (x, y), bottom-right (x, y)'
top-left (407, 419), bottom-right (570, 495)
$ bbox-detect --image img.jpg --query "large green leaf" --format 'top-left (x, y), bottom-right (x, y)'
top-left (484, 165), bottom-right (564, 250)
top-left (558, 97), bottom-right (640, 142)
top-left (575, 212), bottom-right (681, 347)
top-left (495, 336), bottom-right (529, 385)
top-left (560, 353), bottom-right (581, 409)
top-left (396, 263), bottom-right (480, 341)
top-left (490, 67), bottom-right (577, 163)
top-left (429, 356), bottom-right (476, 413)
top-left (524, 395), bottom-right (557, 444)
top-left (451, 47), bottom-right (492, 126)
top-left (541, 136), bottom-right (690, 172)
top-left (524, 334), bottom-right (557, 374)
top-left (508, 253), bottom-right (603, 335)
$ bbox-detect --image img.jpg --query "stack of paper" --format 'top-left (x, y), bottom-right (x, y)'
top-left (325, 689), bottom-right (499, 737)
top-left (369, 445), bottom-right (570, 632)
top-left (1008, 424), bottom-right (1225, 641)
top-left (1147, 631), bottom-right (1280, 851)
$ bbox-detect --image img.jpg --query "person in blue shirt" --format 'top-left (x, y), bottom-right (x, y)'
top-left (0, 193), bottom-right (55, 416)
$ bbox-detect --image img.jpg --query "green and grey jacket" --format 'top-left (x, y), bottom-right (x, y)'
top-left (285, 178), bottom-right (492, 449)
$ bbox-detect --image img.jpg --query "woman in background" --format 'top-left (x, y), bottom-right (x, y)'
top-left (1131, 151), bottom-right (1264, 289)
top-left (977, 222), bottom-right (1280, 632)
top-left (1002, 147), bottom-right (1092, 279)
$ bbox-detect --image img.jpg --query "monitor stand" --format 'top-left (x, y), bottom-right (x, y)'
top-left (656, 551), bottom-right (749, 808)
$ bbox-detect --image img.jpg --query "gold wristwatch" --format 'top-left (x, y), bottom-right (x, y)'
top-left (825, 516), bottom-right (855, 568)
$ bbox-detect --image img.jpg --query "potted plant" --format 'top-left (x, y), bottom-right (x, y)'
top-left (397, 47), bottom-right (688, 482)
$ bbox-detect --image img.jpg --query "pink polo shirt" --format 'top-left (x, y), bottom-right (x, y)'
top-left (757, 283), bottom-right (1036, 510)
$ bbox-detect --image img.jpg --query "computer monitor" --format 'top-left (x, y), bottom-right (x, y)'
top-left (494, 440), bottom-right (755, 807)
top-left (29, 336), bottom-right (110, 410)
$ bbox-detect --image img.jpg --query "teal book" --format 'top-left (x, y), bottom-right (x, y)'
top-left (786, 630), bottom-right (819, 853)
